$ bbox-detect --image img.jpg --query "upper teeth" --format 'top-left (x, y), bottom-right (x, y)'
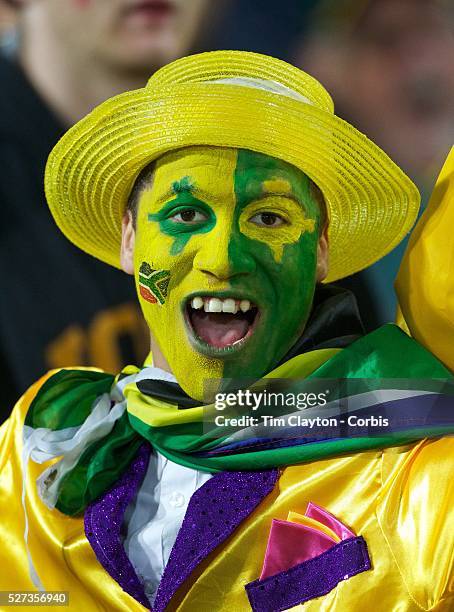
top-left (190, 297), bottom-right (254, 313)
top-left (191, 296), bottom-right (204, 310)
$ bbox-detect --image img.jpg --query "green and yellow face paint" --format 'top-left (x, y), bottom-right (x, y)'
top-left (133, 146), bottom-right (322, 400)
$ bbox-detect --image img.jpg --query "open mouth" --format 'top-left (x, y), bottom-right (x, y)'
top-left (185, 296), bottom-right (260, 351)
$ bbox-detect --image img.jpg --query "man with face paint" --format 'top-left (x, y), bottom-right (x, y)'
top-left (0, 52), bottom-right (453, 611)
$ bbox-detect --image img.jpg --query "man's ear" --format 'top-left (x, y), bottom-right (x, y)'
top-left (316, 225), bottom-right (329, 282)
top-left (120, 211), bottom-right (135, 276)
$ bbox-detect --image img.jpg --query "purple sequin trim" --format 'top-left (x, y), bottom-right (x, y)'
top-left (84, 444), bottom-right (151, 609)
top-left (153, 469), bottom-right (279, 612)
top-left (246, 536), bottom-right (371, 612)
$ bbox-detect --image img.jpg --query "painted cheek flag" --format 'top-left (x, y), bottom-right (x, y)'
top-left (138, 262), bottom-right (171, 305)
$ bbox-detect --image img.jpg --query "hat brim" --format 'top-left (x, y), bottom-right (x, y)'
top-left (45, 79), bottom-right (419, 283)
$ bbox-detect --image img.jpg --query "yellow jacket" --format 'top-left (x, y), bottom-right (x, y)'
top-left (0, 374), bottom-right (453, 611)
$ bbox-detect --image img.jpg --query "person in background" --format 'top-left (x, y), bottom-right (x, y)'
top-left (296, 0), bottom-right (454, 327)
top-left (0, 0), bottom-right (16, 51)
top-left (0, 0), bottom-right (212, 420)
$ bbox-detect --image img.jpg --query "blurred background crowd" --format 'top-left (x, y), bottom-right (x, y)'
top-left (0, 0), bottom-right (453, 422)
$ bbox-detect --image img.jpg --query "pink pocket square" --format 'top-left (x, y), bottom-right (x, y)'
top-left (260, 502), bottom-right (356, 579)
top-left (247, 503), bottom-right (370, 611)
top-left (305, 501), bottom-right (355, 541)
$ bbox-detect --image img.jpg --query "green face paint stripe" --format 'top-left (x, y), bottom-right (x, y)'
top-left (148, 183), bottom-right (217, 255)
top-left (138, 261), bottom-right (171, 305)
top-left (222, 150), bottom-right (321, 381)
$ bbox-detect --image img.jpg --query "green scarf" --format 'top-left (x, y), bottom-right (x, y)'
top-left (25, 324), bottom-right (454, 516)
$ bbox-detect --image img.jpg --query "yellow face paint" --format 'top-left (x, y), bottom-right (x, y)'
top-left (133, 146), bottom-right (322, 400)
top-left (262, 178), bottom-right (292, 194)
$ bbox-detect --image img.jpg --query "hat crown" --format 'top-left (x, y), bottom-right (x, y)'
top-left (147, 50), bottom-right (334, 114)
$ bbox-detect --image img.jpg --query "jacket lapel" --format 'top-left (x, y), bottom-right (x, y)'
top-left (85, 445), bottom-right (278, 612)
top-left (84, 443), bottom-right (152, 609)
top-left (153, 468), bottom-right (279, 612)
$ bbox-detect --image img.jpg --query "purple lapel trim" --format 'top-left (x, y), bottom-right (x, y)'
top-left (246, 536), bottom-right (371, 612)
top-left (84, 443), bottom-right (151, 609)
top-left (153, 469), bottom-right (279, 612)
top-left (84, 446), bottom-right (278, 612)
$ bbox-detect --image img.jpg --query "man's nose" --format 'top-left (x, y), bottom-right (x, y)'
top-left (192, 227), bottom-right (256, 280)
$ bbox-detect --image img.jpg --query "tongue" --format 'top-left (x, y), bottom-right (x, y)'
top-left (190, 311), bottom-right (250, 348)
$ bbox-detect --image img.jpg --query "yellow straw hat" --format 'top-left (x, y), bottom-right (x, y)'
top-left (45, 50), bottom-right (420, 282)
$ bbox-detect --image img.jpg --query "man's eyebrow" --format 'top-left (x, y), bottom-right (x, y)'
top-left (240, 177), bottom-right (296, 202)
top-left (153, 185), bottom-right (189, 205)
top-left (151, 176), bottom-right (194, 206)
top-left (152, 182), bottom-right (214, 208)
top-left (257, 178), bottom-right (317, 213)
top-left (253, 181), bottom-right (305, 208)
top-left (254, 191), bottom-right (308, 213)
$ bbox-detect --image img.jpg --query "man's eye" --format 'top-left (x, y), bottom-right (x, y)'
top-left (249, 212), bottom-right (286, 227)
top-left (171, 208), bottom-right (208, 224)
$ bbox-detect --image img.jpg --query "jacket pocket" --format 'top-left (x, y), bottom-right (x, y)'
top-left (245, 536), bottom-right (371, 612)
